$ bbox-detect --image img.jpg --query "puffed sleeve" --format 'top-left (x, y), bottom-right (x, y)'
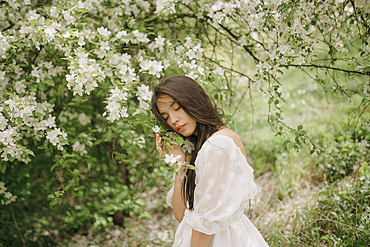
top-left (185, 135), bottom-right (257, 235)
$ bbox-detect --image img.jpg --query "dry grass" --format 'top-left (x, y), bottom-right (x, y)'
top-left (249, 170), bottom-right (322, 246)
top-left (61, 169), bottom-right (324, 247)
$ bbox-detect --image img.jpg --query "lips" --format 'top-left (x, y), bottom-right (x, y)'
top-left (177, 124), bottom-right (186, 132)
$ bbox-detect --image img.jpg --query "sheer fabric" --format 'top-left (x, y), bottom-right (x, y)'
top-left (166, 135), bottom-right (269, 246)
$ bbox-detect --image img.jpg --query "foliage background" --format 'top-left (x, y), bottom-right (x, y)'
top-left (0, 0), bottom-right (369, 246)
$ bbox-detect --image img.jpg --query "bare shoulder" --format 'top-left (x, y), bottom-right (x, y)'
top-left (212, 127), bottom-right (241, 143)
top-left (211, 127), bottom-right (246, 156)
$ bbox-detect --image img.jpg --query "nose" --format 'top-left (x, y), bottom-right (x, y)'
top-left (169, 112), bottom-right (179, 125)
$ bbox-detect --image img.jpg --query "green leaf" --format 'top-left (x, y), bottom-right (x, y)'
top-left (77, 8), bottom-right (90, 13)
top-left (50, 163), bottom-right (57, 172)
top-left (0, 163), bottom-right (6, 174)
top-left (139, 211), bottom-right (152, 219)
top-left (295, 136), bottom-right (301, 145)
top-left (23, 148), bottom-right (35, 156)
top-left (1, 91), bottom-right (17, 98)
top-left (363, 66), bottom-right (370, 73)
top-left (61, 57), bottom-right (78, 63)
top-left (297, 125), bottom-right (303, 131)
top-left (17, 117), bottom-right (23, 125)
top-left (186, 164), bottom-right (196, 170)
top-left (131, 145), bottom-right (138, 155)
top-left (283, 140), bottom-right (292, 150)
top-left (176, 136), bottom-right (184, 147)
top-left (136, 124), bottom-right (143, 133)
top-left (44, 78), bottom-right (55, 86)
top-left (7, 153), bottom-right (15, 162)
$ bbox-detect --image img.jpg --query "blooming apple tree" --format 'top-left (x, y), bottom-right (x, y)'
top-left (0, 0), bottom-right (224, 243)
top-left (155, 0), bottom-right (370, 152)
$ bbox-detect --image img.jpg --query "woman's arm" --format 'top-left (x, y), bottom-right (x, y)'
top-left (171, 169), bottom-right (186, 222)
top-left (191, 229), bottom-right (212, 247)
top-left (156, 133), bottom-right (187, 222)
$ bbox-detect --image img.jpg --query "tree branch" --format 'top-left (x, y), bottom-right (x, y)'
top-left (10, 205), bottom-right (26, 247)
top-left (287, 63), bottom-right (369, 76)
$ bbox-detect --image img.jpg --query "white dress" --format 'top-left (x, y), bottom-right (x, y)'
top-left (166, 135), bottom-right (269, 247)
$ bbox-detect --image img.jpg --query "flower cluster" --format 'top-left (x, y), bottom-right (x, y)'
top-left (105, 86), bottom-right (129, 122)
top-left (0, 94), bottom-right (63, 162)
top-left (72, 141), bottom-right (88, 156)
top-left (155, 0), bottom-right (179, 15)
top-left (0, 32), bottom-right (10, 58)
top-left (0, 182), bottom-right (17, 205)
top-left (65, 48), bottom-right (105, 96)
top-left (30, 62), bottom-right (63, 84)
top-left (207, 1), bottom-right (239, 23)
top-left (164, 154), bottom-right (185, 172)
top-left (168, 36), bottom-right (208, 80)
top-left (136, 85), bottom-right (153, 111)
top-left (139, 58), bottom-right (166, 78)
top-left (116, 30), bottom-right (150, 44)
top-left (107, 52), bottom-right (138, 84)
top-left (46, 128), bottom-right (68, 151)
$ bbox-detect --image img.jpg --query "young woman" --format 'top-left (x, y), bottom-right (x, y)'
top-left (151, 75), bottom-right (268, 247)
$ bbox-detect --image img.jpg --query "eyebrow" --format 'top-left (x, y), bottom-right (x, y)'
top-left (159, 101), bottom-right (176, 115)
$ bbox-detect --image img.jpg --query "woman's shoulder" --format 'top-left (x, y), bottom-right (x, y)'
top-left (211, 127), bottom-right (240, 141)
top-left (208, 127), bottom-right (246, 157)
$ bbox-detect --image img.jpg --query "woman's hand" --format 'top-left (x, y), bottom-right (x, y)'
top-left (156, 133), bottom-right (185, 161)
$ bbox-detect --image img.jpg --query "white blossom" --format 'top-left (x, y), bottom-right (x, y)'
top-left (44, 26), bottom-right (56, 41)
top-left (78, 113), bottom-right (91, 125)
top-left (213, 67), bottom-right (225, 78)
top-left (164, 153), bottom-right (183, 164)
top-left (72, 141), bottom-right (87, 156)
top-left (296, 55), bottom-right (305, 65)
top-left (97, 27), bottom-right (111, 37)
top-left (46, 128), bottom-right (67, 150)
top-left (14, 81), bottom-right (26, 94)
top-left (131, 30), bottom-right (150, 43)
top-left (152, 125), bottom-right (160, 133)
top-left (0, 32), bottom-right (11, 58)
top-left (0, 182), bottom-right (17, 205)
top-left (78, 36), bottom-right (85, 46)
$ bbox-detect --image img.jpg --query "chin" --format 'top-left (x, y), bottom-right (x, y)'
top-left (183, 129), bottom-right (196, 137)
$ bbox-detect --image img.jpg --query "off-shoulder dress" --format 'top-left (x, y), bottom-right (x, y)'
top-left (166, 135), bottom-right (269, 247)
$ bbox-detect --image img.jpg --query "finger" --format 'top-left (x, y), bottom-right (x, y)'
top-left (157, 147), bottom-right (164, 158)
top-left (156, 134), bottom-right (161, 147)
top-left (155, 135), bottom-right (164, 157)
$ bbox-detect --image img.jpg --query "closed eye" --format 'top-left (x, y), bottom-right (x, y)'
top-left (175, 105), bottom-right (181, 111)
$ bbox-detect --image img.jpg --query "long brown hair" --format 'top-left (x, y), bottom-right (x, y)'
top-left (151, 75), bottom-right (225, 209)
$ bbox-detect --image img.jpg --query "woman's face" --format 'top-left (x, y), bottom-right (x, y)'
top-left (157, 94), bottom-right (197, 137)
